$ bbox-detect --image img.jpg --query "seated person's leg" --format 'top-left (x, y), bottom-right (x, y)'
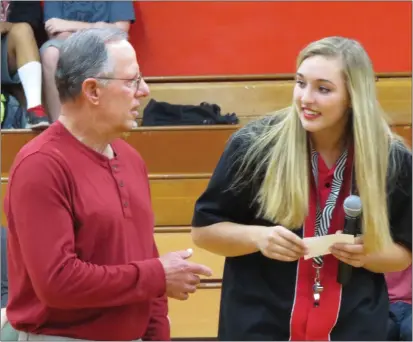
top-left (399, 305), bottom-right (412, 341)
top-left (40, 40), bottom-right (64, 123)
top-left (4, 23), bottom-right (49, 129)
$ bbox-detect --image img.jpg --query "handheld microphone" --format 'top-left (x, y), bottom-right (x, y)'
top-left (337, 195), bottom-right (362, 286)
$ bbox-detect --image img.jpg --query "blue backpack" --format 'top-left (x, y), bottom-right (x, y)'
top-left (0, 93), bottom-right (27, 129)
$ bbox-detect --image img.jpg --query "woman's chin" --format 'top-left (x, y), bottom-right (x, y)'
top-left (300, 117), bottom-right (325, 133)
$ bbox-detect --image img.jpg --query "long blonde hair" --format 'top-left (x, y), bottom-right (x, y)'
top-left (234, 36), bottom-right (409, 254)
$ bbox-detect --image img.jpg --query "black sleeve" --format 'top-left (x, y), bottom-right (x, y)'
top-left (192, 134), bottom-right (257, 227)
top-left (8, 1), bottom-right (42, 28)
top-left (388, 146), bottom-right (412, 251)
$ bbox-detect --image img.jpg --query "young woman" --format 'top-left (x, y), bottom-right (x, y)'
top-left (191, 36), bottom-right (412, 341)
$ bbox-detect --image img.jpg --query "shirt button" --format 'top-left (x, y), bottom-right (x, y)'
top-left (119, 180), bottom-right (124, 187)
top-left (325, 182), bottom-right (331, 188)
top-left (123, 201), bottom-right (129, 208)
top-left (112, 165), bottom-right (118, 171)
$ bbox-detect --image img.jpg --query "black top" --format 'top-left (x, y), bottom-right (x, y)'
top-left (192, 118), bottom-right (412, 341)
top-left (5, 1), bottom-right (47, 48)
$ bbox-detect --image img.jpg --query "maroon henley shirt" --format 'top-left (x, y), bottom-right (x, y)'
top-left (4, 121), bottom-right (169, 340)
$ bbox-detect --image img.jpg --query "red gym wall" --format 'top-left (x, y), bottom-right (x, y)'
top-left (129, 1), bottom-right (412, 77)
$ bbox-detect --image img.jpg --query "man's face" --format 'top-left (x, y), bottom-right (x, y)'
top-left (96, 40), bottom-right (150, 135)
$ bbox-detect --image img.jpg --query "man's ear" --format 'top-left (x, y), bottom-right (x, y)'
top-left (82, 78), bottom-right (102, 105)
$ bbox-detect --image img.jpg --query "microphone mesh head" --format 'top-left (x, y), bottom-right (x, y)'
top-left (343, 195), bottom-right (362, 218)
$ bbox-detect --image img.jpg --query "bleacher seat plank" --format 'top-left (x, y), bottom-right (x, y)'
top-left (2, 124), bottom-right (410, 178)
top-left (142, 77), bottom-right (411, 125)
top-left (155, 231), bottom-right (224, 280)
top-left (150, 178), bottom-right (209, 226)
top-left (391, 125), bottom-right (412, 146)
top-left (1, 181), bottom-right (7, 227)
top-left (168, 287), bottom-right (221, 338)
top-left (376, 79), bottom-right (412, 125)
top-left (1, 127), bottom-right (235, 177)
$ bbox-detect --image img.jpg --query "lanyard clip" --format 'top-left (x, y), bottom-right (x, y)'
top-left (312, 263), bottom-right (324, 307)
top-left (313, 282), bottom-right (324, 307)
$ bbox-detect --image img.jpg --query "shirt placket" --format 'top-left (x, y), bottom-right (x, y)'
top-left (109, 160), bottom-right (132, 218)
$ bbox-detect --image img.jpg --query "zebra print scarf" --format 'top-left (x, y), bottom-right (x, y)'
top-left (311, 148), bottom-right (348, 266)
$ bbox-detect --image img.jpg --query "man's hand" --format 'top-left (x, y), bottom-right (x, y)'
top-left (159, 249), bottom-right (212, 301)
top-left (330, 234), bottom-right (366, 268)
top-left (0, 22), bottom-right (13, 34)
top-left (256, 225), bottom-right (308, 262)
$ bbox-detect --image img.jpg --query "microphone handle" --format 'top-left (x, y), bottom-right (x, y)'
top-left (337, 217), bottom-right (358, 286)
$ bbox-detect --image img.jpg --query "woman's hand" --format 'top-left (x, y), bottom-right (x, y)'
top-left (330, 233), bottom-right (366, 267)
top-left (256, 225), bottom-right (309, 262)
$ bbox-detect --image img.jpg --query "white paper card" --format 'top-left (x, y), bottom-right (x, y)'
top-left (303, 234), bottom-right (355, 260)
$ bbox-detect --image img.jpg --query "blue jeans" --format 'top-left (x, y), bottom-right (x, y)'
top-left (387, 301), bottom-right (412, 341)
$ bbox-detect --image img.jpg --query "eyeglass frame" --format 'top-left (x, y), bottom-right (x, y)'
top-left (94, 72), bottom-right (143, 95)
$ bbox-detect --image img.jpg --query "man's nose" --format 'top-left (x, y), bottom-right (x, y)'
top-left (136, 79), bottom-right (150, 98)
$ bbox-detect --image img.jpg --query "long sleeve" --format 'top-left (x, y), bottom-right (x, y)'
top-left (6, 152), bottom-right (166, 309)
top-left (143, 243), bottom-right (170, 341)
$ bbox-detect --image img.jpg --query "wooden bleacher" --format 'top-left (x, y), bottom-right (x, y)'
top-left (0, 75), bottom-right (411, 340)
top-left (142, 76), bottom-right (412, 126)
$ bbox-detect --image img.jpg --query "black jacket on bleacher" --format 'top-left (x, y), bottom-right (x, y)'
top-left (141, 99), bottom-right (239, 126)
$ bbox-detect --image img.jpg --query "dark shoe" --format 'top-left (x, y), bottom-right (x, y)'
top-left (26, 105), bottom-right (50, 130)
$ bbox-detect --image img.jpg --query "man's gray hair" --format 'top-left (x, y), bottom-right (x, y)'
top-left (55, 28), bottom-right (128, 103)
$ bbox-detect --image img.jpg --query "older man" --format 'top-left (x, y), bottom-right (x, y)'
top-left (3, 28), bottom-right (212, 341)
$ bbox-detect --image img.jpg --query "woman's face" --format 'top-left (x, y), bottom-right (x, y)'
top-left (293, 55), bottom-right (351, 135)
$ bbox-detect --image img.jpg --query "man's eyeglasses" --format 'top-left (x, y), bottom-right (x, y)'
top-left (95, 72), bottom-right (143, 94)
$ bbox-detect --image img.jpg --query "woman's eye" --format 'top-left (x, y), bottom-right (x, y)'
top-left (296, 80), bottom-right (305, 87)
